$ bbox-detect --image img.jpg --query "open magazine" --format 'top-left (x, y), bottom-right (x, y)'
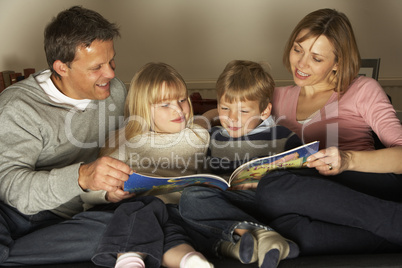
top-left (124, 141), bottom-right (319, 194)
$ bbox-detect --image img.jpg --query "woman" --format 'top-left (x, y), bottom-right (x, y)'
top-left (256, 8), bottom-right (402, 255)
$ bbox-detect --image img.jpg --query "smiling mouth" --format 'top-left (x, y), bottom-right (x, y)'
top-left (228, 126), bottom-right (241, 131)
top-left (96, 82), bottom-right (109, 87)
top-left (296, 69), bottom-right (310, 77)
top-left (172, 117), bottom-right (185, 123)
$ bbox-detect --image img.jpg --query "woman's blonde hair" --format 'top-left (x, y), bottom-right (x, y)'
top-left (100, 62), bottom-right (193, 156)
top-left (283, 8), bottom-right (361, 94)
top-left (216, 60), bottom-right (275, 112)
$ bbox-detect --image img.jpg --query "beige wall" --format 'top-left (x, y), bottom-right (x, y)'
top-left (1, 0), bottom-right (401, 109)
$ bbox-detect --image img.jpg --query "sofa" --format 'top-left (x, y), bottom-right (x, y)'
top-left (13, 253), bottom-right (402, 268)
top-left (12, 94), bottom-right (402, 268)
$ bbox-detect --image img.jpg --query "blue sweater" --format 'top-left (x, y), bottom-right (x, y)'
top-left (208, 117), bottom-right (302, 175)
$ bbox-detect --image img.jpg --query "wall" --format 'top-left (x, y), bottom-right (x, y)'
top-left (0, 0), bottom-right (401, 109)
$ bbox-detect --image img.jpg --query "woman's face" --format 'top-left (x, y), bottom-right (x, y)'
top-left (289, 29), bottom-right (338, 89)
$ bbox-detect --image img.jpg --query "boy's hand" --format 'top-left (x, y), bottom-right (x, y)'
top-left (230, 182), bottom-right (258, 190)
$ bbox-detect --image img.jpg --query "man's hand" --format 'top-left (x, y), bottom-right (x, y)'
top-left (78, 156), bottom-right (133, 192)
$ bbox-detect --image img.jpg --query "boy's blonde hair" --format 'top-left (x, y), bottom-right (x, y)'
top-left (216, 60), bottom-right (275, 112)
top-left (100, 62), bottom-right (193, 156)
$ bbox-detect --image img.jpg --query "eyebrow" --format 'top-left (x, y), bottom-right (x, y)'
top-left (295, 42), bottom-right (327, 58)
top-left (158, 94), bottom-right (187, 102)
top-left (90, 52), bottom-right (117, 68)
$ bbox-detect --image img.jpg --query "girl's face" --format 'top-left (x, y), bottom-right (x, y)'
top-left (151, 84), bottom-right (190, 134)
top-left (289, 29), bottom-right (338, 89)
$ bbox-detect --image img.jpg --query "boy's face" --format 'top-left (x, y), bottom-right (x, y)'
top-left (218, 96), bottom-right (271, 138)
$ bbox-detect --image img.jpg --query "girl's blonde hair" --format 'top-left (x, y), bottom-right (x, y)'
top-left (100, 62), bottom-right (193, 156)
top-left (283, 8), bottom-right (361, 94)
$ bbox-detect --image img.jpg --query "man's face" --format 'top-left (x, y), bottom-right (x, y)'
top-left (60, 39), bottom-right (116, 100)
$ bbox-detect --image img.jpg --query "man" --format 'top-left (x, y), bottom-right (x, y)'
top-left (0, 6), bottom-right (134, 265)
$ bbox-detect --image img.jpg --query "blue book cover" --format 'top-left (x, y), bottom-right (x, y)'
top-left (124, 141), bottom-right (319, 194)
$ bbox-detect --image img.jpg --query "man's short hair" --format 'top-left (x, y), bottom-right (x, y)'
top-left (44, 6), bottom-right (120, 79)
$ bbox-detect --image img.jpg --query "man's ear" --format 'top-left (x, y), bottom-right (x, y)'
top-left (260, 103), bottom-right (272, 120)
top-left (52, 60), bottom-right (69, 77)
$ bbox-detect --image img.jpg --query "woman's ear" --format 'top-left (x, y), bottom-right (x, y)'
top-left (260, 103), bottom-right (272, 120)
top-left (332, 63), bottom-right (338, 72)
top-left (52, 60), bottom-right (69, 78)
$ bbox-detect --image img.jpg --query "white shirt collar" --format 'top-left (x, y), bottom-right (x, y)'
top-left (36, 70), bottom-right (91, 111)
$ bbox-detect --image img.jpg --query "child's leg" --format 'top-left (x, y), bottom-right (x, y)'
top-left (162, 205), bottom-right (214, 268)
top-left (115, 252), bottom-right (145, 268)
top-left (92, 196), bottom-right (170, 268)
top-left (162, 243), bottom-right (213, 268)
top-left (180, 186), bottom-right (260, 242)
top-left (179, 187), bottom-right (259, 263)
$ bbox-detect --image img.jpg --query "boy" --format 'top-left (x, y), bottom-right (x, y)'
top-left (208, 60), bottom-right (302, 177)
top-left (180, 60), bottom-right (301, 268)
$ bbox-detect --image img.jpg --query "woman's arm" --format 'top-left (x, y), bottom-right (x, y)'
top-left (346, 146), bottom-right (402, 174)
top-left (307, 146), bottom-right (402, 175)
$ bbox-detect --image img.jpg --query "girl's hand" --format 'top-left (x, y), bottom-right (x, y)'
top-left (106, 188), bottom-right (136, 203)
top-left (306, 147), bottom-right (351, 175)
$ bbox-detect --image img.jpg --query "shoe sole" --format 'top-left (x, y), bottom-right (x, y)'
top-left (239, 232), bottom-right (258, 264)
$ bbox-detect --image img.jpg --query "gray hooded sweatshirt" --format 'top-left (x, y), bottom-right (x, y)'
top-left (0, 70), bottom-right (126, 218)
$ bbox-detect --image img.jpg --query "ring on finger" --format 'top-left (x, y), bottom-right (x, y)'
top-left (328, 163), bottom-right (333, 170)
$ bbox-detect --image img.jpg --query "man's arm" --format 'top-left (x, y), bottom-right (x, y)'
top-left (0, 103), bottom-right (84, 214)
top-left (0, 99), bottom-right (130, 215)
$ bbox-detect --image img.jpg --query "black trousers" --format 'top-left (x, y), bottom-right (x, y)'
top-left (256, 169), bottom-right (402, 255)
top-left (92, 196), bottom-right (192, 268)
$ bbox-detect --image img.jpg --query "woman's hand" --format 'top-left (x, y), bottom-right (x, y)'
top-left (307, 146), bottom-right (402, 175)
top-left (306, 147), bottom-right (351, 175)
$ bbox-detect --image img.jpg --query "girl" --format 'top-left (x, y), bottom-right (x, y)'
top-left (87, 62), bottom-right (212, 268)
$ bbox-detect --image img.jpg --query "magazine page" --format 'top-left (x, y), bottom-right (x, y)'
top-left (229, 141), bottom-right (319, 186)
top-left (124, 173), bottom-right (230, 194)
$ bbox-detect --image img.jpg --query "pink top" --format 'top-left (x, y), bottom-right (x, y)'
top-left (272, 76), bottom-right (402, 151)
